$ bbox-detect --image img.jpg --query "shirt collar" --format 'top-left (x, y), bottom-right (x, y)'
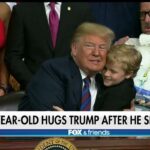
top-left (44, 2), bottom-right (62, 7)
top-left (79, 69), bottom-right (95, 85)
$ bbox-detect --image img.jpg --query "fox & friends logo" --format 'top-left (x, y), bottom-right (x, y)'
top-left (34, 138), bottom-right (77, 150)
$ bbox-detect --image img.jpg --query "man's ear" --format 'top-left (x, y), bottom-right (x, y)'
top-left (71, 42), bottom-right (77, 56)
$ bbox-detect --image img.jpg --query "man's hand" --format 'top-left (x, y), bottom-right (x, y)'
top-left (53, 106), bottom-right (64, 111)
top-left (114, 36), bottom-right (129, 45)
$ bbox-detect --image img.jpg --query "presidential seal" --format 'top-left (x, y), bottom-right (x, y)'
top-left (34, 138), bottom-right (78, 150)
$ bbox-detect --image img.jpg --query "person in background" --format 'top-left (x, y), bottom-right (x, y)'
top-left (5, 2), bottom-right (95, 90)
top-left (90, 2), bottom-right (141, 41)
top-left (0, 2), bottom-right (11, 96)
top-left (116, 2), bottom-right (150, 110)
top-left (0, 2), bottom-right (20, 96)
top-left (94, 44), bottom-right (142, 110)
top-left (18, 22), bottom-right (115, 111)
top-left (0, 19), bottom-right (6, 96)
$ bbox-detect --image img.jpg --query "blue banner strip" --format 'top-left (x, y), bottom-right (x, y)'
top-left (1, 129), bottom-right (150, 137)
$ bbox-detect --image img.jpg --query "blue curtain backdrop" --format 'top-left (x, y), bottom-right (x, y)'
top-left (90, 2), bottom-right (141, 41)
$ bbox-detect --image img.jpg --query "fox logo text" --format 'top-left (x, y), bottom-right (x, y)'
top-left (68, 129), bottom-right (82, 135)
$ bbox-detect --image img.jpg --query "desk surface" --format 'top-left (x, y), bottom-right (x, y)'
top-left (0, 137), bottom-right (150, 150)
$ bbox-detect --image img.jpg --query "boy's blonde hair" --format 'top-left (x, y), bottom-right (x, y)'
top-left (107, 44), bottom-right (142, 77)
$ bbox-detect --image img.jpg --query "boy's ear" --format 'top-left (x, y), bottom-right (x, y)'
top-left (125, 72), bottom-right (134, 79)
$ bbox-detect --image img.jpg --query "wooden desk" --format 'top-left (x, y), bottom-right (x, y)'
top-left (0, 137), bottom-right (150, 150)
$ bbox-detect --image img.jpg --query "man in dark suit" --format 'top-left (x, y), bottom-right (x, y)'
top-left (18, 22), bottom-right (115, 111)
top-left (5, 2), bottom-right (94, 90)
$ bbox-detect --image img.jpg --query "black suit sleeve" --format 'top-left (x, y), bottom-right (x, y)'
top-left (18, 60), bottom-right (66, 111)
top-left (5, 5), bottom-right (32, 88)
top-left (95, 79), bottom-right (136, 111)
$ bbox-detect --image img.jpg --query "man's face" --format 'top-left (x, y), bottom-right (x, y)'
top-left (140, 2), bottom-right (150, 34)
top-left (102, 62), bottom-right (131, 87)
top-left (71, 35), bottom-right (109, 76)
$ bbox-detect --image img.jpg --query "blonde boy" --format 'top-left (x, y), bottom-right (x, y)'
top-left (95, 44), bottom-right (142, 110)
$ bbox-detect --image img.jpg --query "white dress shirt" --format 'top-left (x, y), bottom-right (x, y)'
top-left (44, 2), bottom-right (62, 24)
top-left (5, 2), bottom-right (17, 11)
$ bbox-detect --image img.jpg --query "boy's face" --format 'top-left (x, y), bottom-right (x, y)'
top-left (102, 62), bottom-right (131, 86)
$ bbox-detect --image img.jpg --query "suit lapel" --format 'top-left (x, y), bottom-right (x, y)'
top-left (56, 3), bottom-right (73, 50)
top-left (41, 2), bottom-right (73, 50)
top-left (69, 57), bottom-right (82, 109)
top-left (68, 57), bottom-right (104, 111)
top-left (37, 3), bottom-right (53, 50)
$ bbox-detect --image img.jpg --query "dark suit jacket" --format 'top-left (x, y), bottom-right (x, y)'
top-left (18, 56), bottom-right (102, 111)
top-left (94, 79), bottom-right (136, 111)
top-left (5, 2), bottom-right (94, 89)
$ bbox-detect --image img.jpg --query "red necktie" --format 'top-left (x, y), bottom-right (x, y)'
top-left (80, 77), bottom-right (91, 111)
top-left (49, 2), bottom-right (59, 48)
